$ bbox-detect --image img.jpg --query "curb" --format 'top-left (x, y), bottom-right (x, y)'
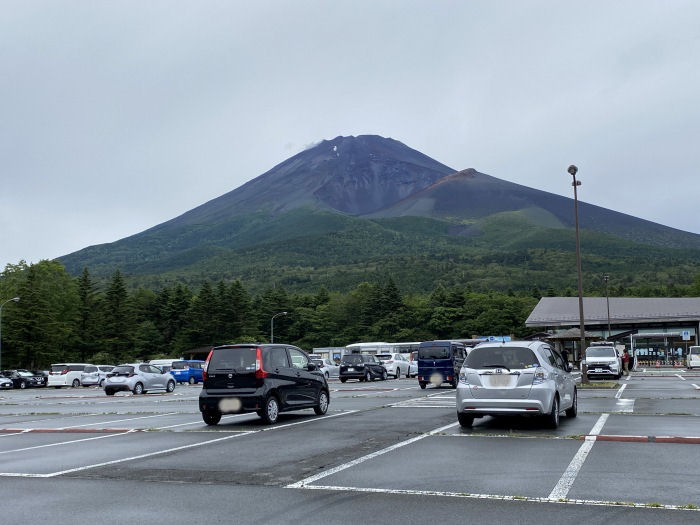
top-left (581, 434), bottom-right (700, 444)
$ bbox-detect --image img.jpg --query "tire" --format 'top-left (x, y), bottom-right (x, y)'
top-left (19, 381), bottom-right (26, 389)
top-left (202, 410), bottom-right (221, 426)
top-left (72, 379), bottom-right (80, 388)
top-left (340, 378), bottom-right (347, 383)
top-left (406, 369), bottom-right (411, 379)
top-left (419, 382), bottom-right (427, 390)
top-left (365, 371), bottom-right (371, 382)
top-left (133, 382), bottom-right (144, 395)
top-left (166, 380), bottom-right (175, 393)
top-left (381, 370), bottom-right (387, 381)
top-left (54, 386), bottom-right (62, 389)
top-left (259, 395), bottom-right (280, 424)
top-left (544, 395), bottom-right (560, 429)
top-left (188, 377), bottom-right (195, 385)
top-left (458, 412), bottom-right (474, 428)
top-left (314, 390), bottom-right (329, 415)
top-left (565, 388), bottom-right (578, 418)
top-left (105, 389), bottom-right (115, 396)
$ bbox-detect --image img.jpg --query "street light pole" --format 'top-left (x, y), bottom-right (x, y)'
top-left (604, 274), bottom-right (611, 339)
top-left (0, 297), bottom-right (20, 371)
top-left (270, 311), bottom-right (287, 343)
top-left (568, 165), bottom-right (588, 384)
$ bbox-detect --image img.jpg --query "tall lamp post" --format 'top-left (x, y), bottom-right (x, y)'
top-left (568, 165), bottom-right (588, 384)
top-left (604, 274), bottom-right (611, 340)
top-left (270, 311), bottom-right (287, 344)
top-left (0, 297), bottom-right (20, 371)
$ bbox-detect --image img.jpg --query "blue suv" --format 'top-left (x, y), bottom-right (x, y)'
top-left (169, 360), bottom-right (205, 384)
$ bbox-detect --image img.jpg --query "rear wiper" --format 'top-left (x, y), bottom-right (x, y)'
top-left (480, 364), bottom-right (511, 371)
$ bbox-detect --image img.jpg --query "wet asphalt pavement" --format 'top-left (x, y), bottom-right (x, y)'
top-left (1, 372), bottom-right (699, 524)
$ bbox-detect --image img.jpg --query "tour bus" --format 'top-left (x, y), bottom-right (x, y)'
top-left (344, 342), bottom-right (421, 356)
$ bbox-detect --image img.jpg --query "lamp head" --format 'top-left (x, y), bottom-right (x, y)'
top-left (567, 165), bottom-right (578, 176)
top-left (12, 297), bottom-right (19, 302)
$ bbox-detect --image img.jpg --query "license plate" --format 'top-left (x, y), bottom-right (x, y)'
top-left (488, 375), bottom-right (512, 387)
top-left (595, 368), bottom-right (603, 373)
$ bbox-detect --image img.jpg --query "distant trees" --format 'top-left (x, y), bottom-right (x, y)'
top-left (3, 260), bottom-right (700, 368)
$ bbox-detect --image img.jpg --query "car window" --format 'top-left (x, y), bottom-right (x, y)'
top-left (139, 365), bottom-right (151, 373)
top-left (541, 347), bottom-right (557, 367)
top-left (288, 348), bottom-right (309, 369)
top-left (149, 365), bottom-right (162, 374)
top-left (466, 346), bottom-right (540, 370)
top-left (69, 365), bottom-right (86, 372)
top-left (84, 366), bottom-right (97, 373)
top-left (342, 355), bottom-right (362, 364)
top-left (586, 347), bottom-right (617, 358)
top-left (112, 366), bottom-right (134, 376)
top-left (419, 345), bottom-right (450, 359)
top-left (376, 354), bottom-right (392, 361)
top-left (689, 347), bottom-right (700, 355)
top-left (551, 349), bottom-right (567, 370)
top-left (172, 361), bottom-right (188, 369)
top-left (268, 347), bottom-right (290, 368)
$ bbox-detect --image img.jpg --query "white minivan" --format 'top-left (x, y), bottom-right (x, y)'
top-left (148, 359), bottom-right (179, 373)
top-left (48, 363), bottom-right (92, 388)
top-left (687, 346), bottom-right (700, 370)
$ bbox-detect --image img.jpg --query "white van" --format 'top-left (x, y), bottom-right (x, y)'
top-left (687, 346), bottom-right (700, 370)
top-left (48, 363), bottom-right (92, 388)
top-left (148, 359), bottom-right (179, 373)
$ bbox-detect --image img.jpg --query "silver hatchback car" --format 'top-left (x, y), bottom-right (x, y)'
top-left (104, 364), bottom-right (176, 395)
top-left (456, 341), bottom-right (577, 429)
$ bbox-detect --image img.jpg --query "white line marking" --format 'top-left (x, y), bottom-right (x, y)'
top-left (548, 413), bottom-right (608, 500)
top-left (353, 388), bottom-right (399, 397)
top-left (57, 412), bottom-right (179, 429)
top-left (675, 374), bottom-right (686, 381)
top-left (615, 384), bottom-right (627, 399)
top-left (0, 430), bottom-right (135, 455)
top-left (154, 413), bottom-right (251, 430)
top-left (0, 409), bottom-right (359, 478)
top-left (691, 384), bottom-right (699, 390)
top-left (643, 368), bottom-right (647, 372)
top-left (291, 484), bottom-right (700, 512)
top-left (614, 399), bottom-right (635, 413)
top-left (625, 374), bottom-right (631, 381)
top-left (0, 430), bottom-right (31, 438)
top-left (288, 421), bottom-right (459, 488)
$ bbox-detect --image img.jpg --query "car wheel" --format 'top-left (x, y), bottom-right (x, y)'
top-left (340, 378), bottom-right (347, 383)
top-left (259, 395), bottom-right (280, 424)
top-left (545, 396), bottom-right (560, 429)
top-left (72, 379), bottom-right (80, 388)
top-left (133, 382), bottom-right (144, 395)
top-left (314, 390), bottom-right (329, 415)
top-left (381, 370), bottom-right (387, 381)
top-left (406, 370), bottom-right (411, 379)
top-left (19, 381), bottom-right (26, 389)
top-left (105, 389), bottom-right (115, 396)
top-left (565, 388), bottom-right (578, 418)
top-left (188, 377), bottom-right (196, 385)
top-left (166, 380), bottom-right (175, 393)
top-left (419, 382), bottom-right (427, 390)
top-left (54, 386), bottom-right (62, 389)
top-left (458, 412), bottom-right (474, 428)
top-left (365, 371), bottom-right (371, 382)
top-left (202, 410), bottom-right (221, 426)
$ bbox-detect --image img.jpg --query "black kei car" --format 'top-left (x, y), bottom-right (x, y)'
top-left (339, 353), bottom-right (388, 383)
top-left (199, 344), bottom-right (330, 426)
top-left (2, 369), bottom-right (46, 389)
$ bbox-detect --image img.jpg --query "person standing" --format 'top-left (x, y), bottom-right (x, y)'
top-left (622, 349), bottom-right (630, 375)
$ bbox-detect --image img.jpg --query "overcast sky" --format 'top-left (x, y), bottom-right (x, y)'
top-left (2, 0), bottom-right (700, 270)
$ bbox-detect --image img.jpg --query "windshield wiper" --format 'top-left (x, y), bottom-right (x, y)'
top-left (480, 364), bottom-right (511, 371)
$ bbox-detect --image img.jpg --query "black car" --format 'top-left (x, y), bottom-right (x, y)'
top-left (1, 369), bottom-right (46, 389)
top-left (199, 344), bottom-right (330, 425)
top-left (339, 354), bottom-right (388, 383)
top-left (30, 370), bottom-right (48, 387)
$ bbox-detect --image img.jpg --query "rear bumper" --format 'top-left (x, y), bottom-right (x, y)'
top-left (456, 384), bottom-right (553, 416)
top-left (199, 390), bottom-right (266, 414)
top-left (339, 371), bottom-right (367, 380)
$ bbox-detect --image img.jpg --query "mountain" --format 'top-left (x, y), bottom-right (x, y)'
top-left (58, 135), bottom-right (700, 292)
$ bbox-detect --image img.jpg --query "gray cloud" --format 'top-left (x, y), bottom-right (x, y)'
top-left (2, 0), bottom-right (699, 269)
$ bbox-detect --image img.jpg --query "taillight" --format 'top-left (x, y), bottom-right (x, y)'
top-left (255, 347), bottom-right (268, 379)
top-left (202, 349), bottom-right (213, 381)
top-left (61, 370), bottom-right (68, 375)
top-left (533, 367), bottom-right (547, 384)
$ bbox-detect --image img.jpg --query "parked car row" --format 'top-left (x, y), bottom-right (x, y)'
top-left (1, 369), bottom-right (47, 389)
top-left (104, 364), bottom-right (176, 395)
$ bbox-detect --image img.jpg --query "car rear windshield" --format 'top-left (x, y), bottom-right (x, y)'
top-left (98, 366), bottom-right (114, 372)
top-left (586, 347), bottom-right (617, 358)
top-left (111, 366), bottom-right (134, 376)
top-left (418, 346), bottom-right (450, 360)
top-left (342, 355), bottom-right (363, 364)
top-left (376, 354), bottom-right (392, 361)
top-left (209, 347), bottom-right (257, 372)
top-left (51, 365), bottom-right (69, 373)
top-left (465, 347), bottom-right (540, 370)
top-left (171, 361), bottom-right (188, 369)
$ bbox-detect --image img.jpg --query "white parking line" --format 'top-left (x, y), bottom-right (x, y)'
top-left (614, 384), bottom-right (627, 399)
top-left (57, 412), bottom-right (179, 429)
top-left (692, 384), bottom-right (700, 390)
top-left (0, 429), bottom-right (135, 456)
top-left (625, 374), bottom-right (632, 381)
top-left (547, 414), bottom-right (608, 500)
top-left (675, 374), bottom-right (686, 381)
top-left (155, 413), bottom-right (251, 429)
top-left (287, 421), bottom-right (459, 488)
top-left (0, 430), bottom-right (30, 438)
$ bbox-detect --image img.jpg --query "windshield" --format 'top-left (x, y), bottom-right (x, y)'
top-left (586, 347), bottom-right (617, 358)
top-left (17, 370), bottom-right (34, 377)
top-left (689, 347), bottom-right (700, 356)
top-left (209, 347), bottom-right (256, 372)
top-left (98, 366), bottom-right (114, 372)
top-left (418, 346), bottom-right (450, 360)
top-left (342, 355), bottom-right (363, 364)
top-left (465, 346), bottom-right (540, 370)
top-left (111, 366), bottom-right (134, 376)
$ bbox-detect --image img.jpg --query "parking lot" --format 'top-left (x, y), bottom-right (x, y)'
top-left (1, 372), bottom-right (699, 524)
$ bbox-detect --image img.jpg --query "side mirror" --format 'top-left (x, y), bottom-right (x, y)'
top-left (566, 363), bottom-right (572, 373)
top-left (307, 363), bottom-right (317, 371)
